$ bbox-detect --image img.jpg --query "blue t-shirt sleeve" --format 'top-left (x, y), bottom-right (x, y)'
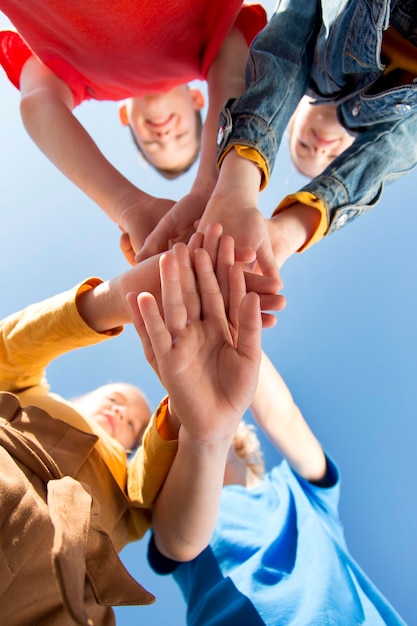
top-left (147, 533), bottom-right (180, 575)
top-left (284, 453), bottom-right (347, 547)
top-left (285, 453), bottom-right (342, 525)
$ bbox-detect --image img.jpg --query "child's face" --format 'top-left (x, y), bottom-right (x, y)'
top-left (289, 96), bottom-right (355, 178)
top-left (78, 383), bottom-right (151, 451)
top-left (121, 86), bottom-right (204, 172)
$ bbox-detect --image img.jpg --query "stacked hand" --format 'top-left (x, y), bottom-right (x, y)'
top-left (118, 193), bottom-right (177, 265)
top-left (127, 224), bottom-right (272, 444)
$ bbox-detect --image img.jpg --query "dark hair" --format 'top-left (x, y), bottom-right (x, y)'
top-left (128, 110), bottom-right (202, 179)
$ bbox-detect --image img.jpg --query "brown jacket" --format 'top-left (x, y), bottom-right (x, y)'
top-left (0, 392), bottom-right (156, 626)
top-left (0, 280), bottom-right (178, 624)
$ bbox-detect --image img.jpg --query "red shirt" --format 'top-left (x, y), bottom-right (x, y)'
top-left (0, 0), bottom-right (266, 106)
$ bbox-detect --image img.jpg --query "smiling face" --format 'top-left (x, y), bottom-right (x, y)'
top-left (74, 383), bottom-right (151, 452)
top-left (289, 96), bottom-right (355, 178)
top-left (119, 86), bottom-right (204, 175)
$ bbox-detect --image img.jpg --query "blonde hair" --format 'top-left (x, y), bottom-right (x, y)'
top-left (233, 420), bottom-right (265, 479)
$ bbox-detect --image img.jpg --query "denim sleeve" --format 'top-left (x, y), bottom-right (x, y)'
top-left (216, 0), bottom-right (321, 177)
top-left (300, 111), bottom-right (417, 235)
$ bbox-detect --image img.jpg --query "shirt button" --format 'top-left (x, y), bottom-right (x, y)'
top-left (393, 103), bottom-right (411, 115)
top-left (217, 126), bottom-right (225, 146)
top-left (352, 103), bottom-right (361, 117)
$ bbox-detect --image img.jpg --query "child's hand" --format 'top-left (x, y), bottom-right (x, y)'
top-left (117, 193), bottom-right (176, 265)
top-left (134, 191), bottom-right (209, 263)
top-left (199, 194), bottom-right (280, 280)
top-left (266, 204), bottom-right (323, 268)
top-left (187, 224), bottom-right (286, 331)
top-left (196, 151), bottom-right (281, 282)
top-left (128, 237), bottom-right (262, 445)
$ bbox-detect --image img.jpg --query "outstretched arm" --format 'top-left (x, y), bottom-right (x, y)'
top-left (251, 350), bottom-right (326, 483)
top-left (135, 27), bottom-right (251, 262)
top-left (76, 222), bottom-right (286, 334)
top-left (195, 0), bottom-right (319, 276)
top-left (197, 148), bottom-right (280, 280)
top-left (128, 236), bottom-right (262, 561)
top-left (0, 248), bottom-right (165, 393)
top-left (19, 57), bottom-right (175, 255)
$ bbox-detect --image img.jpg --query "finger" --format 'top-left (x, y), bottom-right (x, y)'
top-left (120, 231), bottom-right (136, 266)
top-left (215, 235), bottom-right (235, 314)
top-left (135, 225), bottom-right (167, 264)
top-left (258, 293), bottom-right (287, 313)
top-left (159, 252), bottom-right (189, 337)
top-left (172, 243), bottom-right (201, 322)
top-left (135, 240), bottom-right (160, 264)
top-left (193, 248), bottom-right (230, 327)
top-left (234, 246), bottom-right (257, 266)
top-left (126, 292), bottom-right (158, 372)
top-left (228, 263), bottom-right (247, 345)
top-left (261, 312), bottom-right (279, 329)
top-left (256, 239), bottom-right (282, 286)
top-left (236, 292), bottom-right (262, 363)
top-left (168, 225), bottom-right (195, 248)
top-left (244, 271), bottom-right (283, 297)
top-left (187, 231), bottom-right (204, 258)
top-left (245, 273), bottom-right (286, 328)
top-left (136, 290), bottom-right (174, 365)
top-left (201, 222), bottom-right (223, 270)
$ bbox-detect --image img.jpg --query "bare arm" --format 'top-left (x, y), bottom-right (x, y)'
top-left (197, 148), bottom-right (281, 281)
top-left (75, 253), bottom-right (162, 332)
top-left (19, 57), bottom-right (175, 252)
top-left (250, 350), bottom-right (327, 483)
top-left (192, 26), bottom-right (249, 197)
top-left (129, 233), bottom-right (262, 561)
top-left (267, 203), bottom-right (323, 267)
top-left (135, 27), bottom-right (251, 261)
top-left (77, 224), bottom-right (285, 335)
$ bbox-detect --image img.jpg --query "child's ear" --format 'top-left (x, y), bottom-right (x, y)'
top-left (118, 101), bottom-right (129, 126)
top-left (189, 89), bottom-right (205, 111)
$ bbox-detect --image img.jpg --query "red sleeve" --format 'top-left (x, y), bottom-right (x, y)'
top-left (0, 31), bottom-right (33, 90)
top-left (234, 3), bottom-right (268, 46)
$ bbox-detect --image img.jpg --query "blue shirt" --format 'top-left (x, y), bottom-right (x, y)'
top-left (149, 457), bottom-right (406, 625)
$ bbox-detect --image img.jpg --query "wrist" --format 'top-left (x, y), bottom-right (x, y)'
top-left (76, 278), bottom-right (128, 332)
top-left (178, 425), bottom-right (233, 461)
top-left (113, 186), bottom-right (151, 227)
top-left (269, 204), bottom-right (322, 267)
top-left (216, 148), bottom-right (261, 200)
top-left (189, 173), bottom-right (217, 201)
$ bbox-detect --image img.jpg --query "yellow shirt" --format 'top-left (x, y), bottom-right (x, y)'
top-left (0, 278), bottom-right (178, 539)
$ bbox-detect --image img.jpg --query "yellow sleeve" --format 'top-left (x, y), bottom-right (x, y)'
top-left (273, 192), bottom-right (329, 252)
top-left (218, 144), bottom-right (269, 190)
top-left (127, 398), bottom-right (178, 508)
top-left (0, 278), bottom-right (122, 393)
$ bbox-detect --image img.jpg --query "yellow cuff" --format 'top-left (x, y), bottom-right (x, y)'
top-left (273, 192), bottom-right (329, 252)
top-left (156, 397), bottom-right (178, 441)
top-left (218, 144), bottom-right (269, 190)
top-left (75, 277), bottom-right (123, 337)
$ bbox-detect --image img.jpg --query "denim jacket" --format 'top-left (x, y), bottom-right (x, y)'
top-left (216, 0), bottom-right (417, 235)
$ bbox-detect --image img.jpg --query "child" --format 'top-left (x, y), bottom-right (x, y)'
top-left (147, 351), bottom-right (406, 625)
top-left (142, 0), bottom-right (417, 277)
top-left (0, 226), bottom-right (279, 625)
top-left (0, 1), bottom-right (266, 258)
top-left (287, 95), bottom-right (356, 179)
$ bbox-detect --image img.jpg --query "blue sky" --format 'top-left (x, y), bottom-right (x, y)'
top-left (1, 5), bottom-right (416, 625)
